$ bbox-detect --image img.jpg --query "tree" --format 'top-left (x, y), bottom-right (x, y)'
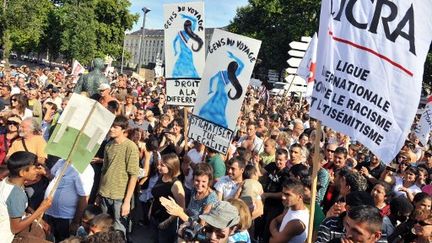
top-left (39, 7), bottom-right (63, 61)
top-left (0, 0), bottom-right (52, 63)
top-left (58, 1), bottom-right (98, 65)
top-left (229, 0), bottom-right (321, 74)
top-left (94, 0), bottom-right (139, 61)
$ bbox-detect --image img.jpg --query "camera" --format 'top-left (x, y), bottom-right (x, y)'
top-left (182, 222), bottom-right (207, 242)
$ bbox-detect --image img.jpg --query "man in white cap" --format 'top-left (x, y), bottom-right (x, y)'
top-left (98, 83), bottom-right (116, 108)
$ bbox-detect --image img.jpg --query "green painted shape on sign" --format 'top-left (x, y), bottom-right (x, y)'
top-left (45, 125), bottom-right (101, 173)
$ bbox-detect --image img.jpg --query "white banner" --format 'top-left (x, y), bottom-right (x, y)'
top-left (164, 2), bottom-right (205, 106)
top-left (297, 33), bottom-right (318, 99)
top-left (310, 0), bottom-right (432, 164)
top-left (415, 96), bottom-right (432, 146)
top-left (189, 29), bottom-right (261, 154)
top-left (71, 60), bottom-right (85, 84)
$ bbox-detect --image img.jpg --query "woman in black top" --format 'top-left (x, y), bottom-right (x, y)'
top-left (150, 153), bottom-right (185, 243)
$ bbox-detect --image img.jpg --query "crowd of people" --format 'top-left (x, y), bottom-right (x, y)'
top-left (0, 62), bottom-right (431, 243)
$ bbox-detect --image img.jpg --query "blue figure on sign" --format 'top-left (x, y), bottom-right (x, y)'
top-left (199, 51), bottom-right (244, 128)
top-left (172, 14), bottom-right (203, 78)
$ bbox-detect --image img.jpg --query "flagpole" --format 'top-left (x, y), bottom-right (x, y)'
top-left (183, 107), bottom-right (189, 153)
top-left (283, 74), bottom-right (297, 97)
top-left (307, 121), bottom-right (322, 243)
top-left (39, 101), bottom-right (99, 222)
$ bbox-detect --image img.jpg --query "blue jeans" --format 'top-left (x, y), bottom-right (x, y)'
top-left (100, 197), bottom-right (128, 237)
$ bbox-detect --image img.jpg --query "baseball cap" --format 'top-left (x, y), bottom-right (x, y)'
top-left (98, 83), bottom-right (111, 91)
top-left (199, 201), bottom-right (240, 229)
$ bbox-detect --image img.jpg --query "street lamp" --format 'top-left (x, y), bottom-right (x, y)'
top-left (120, 32), bottom-right (126, 74)
top-left (137, 7), bottom-right (151, 72)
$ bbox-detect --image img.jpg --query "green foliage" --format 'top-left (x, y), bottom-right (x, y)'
top-left (59, 1), bottom-right (98, 64)
top-left (0, 0), bottom-right (51, 55)
top-left (0, 0), bottom-right (138, 65)
top-left (94, 0), bottom-right (139, 61)
top-left (229, 0), bottom-right (321, 73)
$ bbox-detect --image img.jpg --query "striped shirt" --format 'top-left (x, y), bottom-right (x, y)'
top-left (317, 214), bottom-right (390, 243)
top-left (99, 138), bottom-right (139, 200)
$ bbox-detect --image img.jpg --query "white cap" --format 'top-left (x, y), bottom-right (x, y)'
top-left (98, 83), bottom-right (111, 91)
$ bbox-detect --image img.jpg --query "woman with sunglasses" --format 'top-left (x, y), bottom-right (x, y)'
top-left (10, 94), bottom-right (32, 120)
top-left (0, 116), bottom-right (21, 164)
top-left (410, 209), bottom-right (432, 243)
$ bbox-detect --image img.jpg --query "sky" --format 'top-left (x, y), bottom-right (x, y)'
top-left (129, 0), bottom-right (249, 32)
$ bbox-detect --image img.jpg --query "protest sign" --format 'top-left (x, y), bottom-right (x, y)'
top-left (164, 2), bottom-right (205, 106)
top-left (296, 33), bottom-right (318, 100)
top-left (45, 94), bottom-right (115, 172)
top-left (189, 29), bottom-right (261, 154)
top-left (310, 0), bottom-right (432, 164)
top-left (415, 96), bottom-right (432, 146)
top-left (71, 60), bottom-right (84, 83)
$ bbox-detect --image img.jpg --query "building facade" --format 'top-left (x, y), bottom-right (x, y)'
top-left (124, 28), bottom-right (217, 69)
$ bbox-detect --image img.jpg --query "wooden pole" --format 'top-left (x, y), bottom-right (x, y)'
top-left (39, 101), bottom-right (98, 221)
top-left (307, 121), bottom-right (322, 243)
top-left (183, 107), bottom-right (189, 153)
top-left (283, 74), bottom-right (297, 97)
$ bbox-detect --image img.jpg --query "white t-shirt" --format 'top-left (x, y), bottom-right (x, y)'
top-left (21, 108), bottom-right (33, 120)
top-left (237, 135), bottom-right (264, 153)
top-left (45, 160), bottom-right (94, 219)
top-left (214, 176), bottom-right (240, 200)
top-left (393, 176), bottom-right (422, 198)
top-left (279, 208), bottom-right (309, 243)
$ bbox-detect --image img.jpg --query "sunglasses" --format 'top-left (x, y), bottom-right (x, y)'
top-left (327, 149), bottom-right (335, 153)
top-left (414, 220), bottom-right (432, 226)
top-left (7, 121), bottom-right (19, 126)
top-left (11, 99), bottom-right (17, 102)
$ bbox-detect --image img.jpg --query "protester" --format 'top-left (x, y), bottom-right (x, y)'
top-left (0, 37), bottom-right (431, 243)
top-left (160, 163), bottom-right (217, 223)
top-left (150, 153), bottom-right (185, 243)
top-left (227, 198), bottom-right (252, 243)
top-left (269, 178), bottom-right (309, 243)
top-left (44, 159), bottom-right (94, 242)
top-left (371, 181), bottom-right (392, 216)
top-left (97, 115), bottom-right (140, 237)
top-left (206, 148), bottom-right (226, 181)
top-left (393, 166), bottom-right (422, 201)
top-left (0, 115), bottom-right (21, 164)
top-left (10, 93), bottom-right (32, 120)
top-left (214, 156), bottom-right (246, 201)
top-left (334, 205), bottom-right (383, 243)
top-left (196, 201), bottom-right (240, 243)
top-left (0, 151), bottom-right (52, 243)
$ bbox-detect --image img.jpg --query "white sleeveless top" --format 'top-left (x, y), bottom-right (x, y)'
top-left (279, 208), bottom-right (309, 243)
